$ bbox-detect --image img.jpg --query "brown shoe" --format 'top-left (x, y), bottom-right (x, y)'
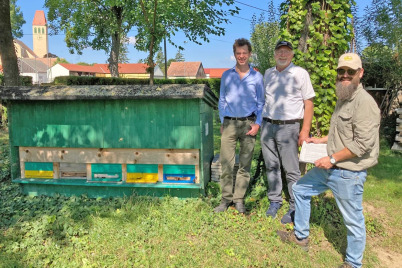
top-left (277, 230), bottom-right (309, 252)
top-left (213, 200), bottom-right (232, 213)
top-left (338, 262), bottom-right (353, 268)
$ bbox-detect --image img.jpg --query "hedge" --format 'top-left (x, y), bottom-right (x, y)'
top-left (0, 75), bottom-right (32, 86)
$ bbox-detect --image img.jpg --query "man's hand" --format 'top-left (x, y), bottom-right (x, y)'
top-left (298, 130), bottom-right (309, 146)
top-left (220, 125), bottom-right (224, 134)
top-left (306, 136), bottom-right (328, 144)
top-left (314, 156), bottom-right (334, 169)
top-left (246, 123), bottom-right (260, 136)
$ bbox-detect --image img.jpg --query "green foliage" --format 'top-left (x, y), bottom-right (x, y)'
top-left (135, 0), bottom-right (239, 84)
top-left (175, 50), bottom-right (185, 62)
top-left (279, 0), bottom-right (355, 136)
top-left (0, 75), bottom-right (32, 86)
top-left (358, 0), bottom-right (401, 114)
top-left (9, 0), bottom-right (25, 38)
top-left (0, 131), bottom-right (10, 181)
top-left (250, 0), bottom-right (280, 74)
top-left (52, 57), bottom-right (69, 66)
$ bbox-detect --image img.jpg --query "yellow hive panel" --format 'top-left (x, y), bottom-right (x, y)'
top-left (25, 170), bottom-right (54, 179)
top-left (126, 173), bottom-right (158, 183)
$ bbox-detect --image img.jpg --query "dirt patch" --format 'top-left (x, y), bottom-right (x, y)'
top-left (372, 248), bottom-right (402, 268)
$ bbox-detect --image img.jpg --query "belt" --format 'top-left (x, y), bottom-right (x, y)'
top-left (224, 116), bottom-right (256, 121)
top-left (332, 165), bottom-right (348, 170)
top-left (263, 118), bottom-right (301, 125)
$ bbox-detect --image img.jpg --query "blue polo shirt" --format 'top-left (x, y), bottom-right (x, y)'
top-left (218, 66), bottom-right (265, 125)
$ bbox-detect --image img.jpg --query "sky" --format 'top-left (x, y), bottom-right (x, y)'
top-left (16, 0), bottom-right (371, 68)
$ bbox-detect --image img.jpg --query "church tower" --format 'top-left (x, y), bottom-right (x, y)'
top-left (32, 10), bottom-right (48, 58)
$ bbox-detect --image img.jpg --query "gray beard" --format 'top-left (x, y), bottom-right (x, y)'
top-left (335, 81), bottom-right (358, 100)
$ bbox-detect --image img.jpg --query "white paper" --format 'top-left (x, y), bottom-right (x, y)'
top-left (299, 141), bottom-right (328, 164)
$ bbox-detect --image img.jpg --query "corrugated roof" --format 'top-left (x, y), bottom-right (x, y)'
top-left (204, 68), bottom-right (229, 78)
top-left (32, 10), bottom-right (47, 26)
top-left (14, 39), bottom-right (38, 58)
top-left (19, 58), bottom-right (49, 73)
top-left (167, 62), bottom-right (203, 77)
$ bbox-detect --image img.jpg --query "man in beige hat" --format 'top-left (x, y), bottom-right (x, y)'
top-left (277, 53), bottom-right (380, 268)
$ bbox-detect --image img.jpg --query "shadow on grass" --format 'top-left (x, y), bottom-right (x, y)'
top-left (310, 194), bottom-right (347, 257)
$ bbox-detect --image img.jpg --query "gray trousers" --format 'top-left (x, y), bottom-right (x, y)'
top-left (260, 121), bottom-right (301, 210)
top-left (220, 118), bottom-right (256, 203)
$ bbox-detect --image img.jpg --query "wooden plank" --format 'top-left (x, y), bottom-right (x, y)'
top-left (122, 164), bottom-right (127, 182)
top-left (53, 162), bottom-right (60, 179)
top-left (86, 163), bottom-right (91, 182)
top-left (158, 164), bottom-right (163, 182)
top-left (19, 147), bottom-right (199, 165)
top-left (195, 165), bottom-right (200, 184)
top-left (20, 161), bottom-right (25, 179)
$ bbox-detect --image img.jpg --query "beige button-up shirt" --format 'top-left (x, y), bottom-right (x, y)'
top-left (327, 84), bottom-right (380, 171)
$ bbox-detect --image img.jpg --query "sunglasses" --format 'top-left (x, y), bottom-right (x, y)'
top-left (337, 68), bottom-right (360, 76)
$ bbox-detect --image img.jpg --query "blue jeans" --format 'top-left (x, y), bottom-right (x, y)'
top-left (293, 167), bottom-right (367, 268)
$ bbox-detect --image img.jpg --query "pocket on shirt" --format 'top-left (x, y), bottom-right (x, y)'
top-left (338, 112), bottom-right (353, 135)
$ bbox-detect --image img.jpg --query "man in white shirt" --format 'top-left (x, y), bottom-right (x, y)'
top-left (261, 41), bottom-right (315, 224)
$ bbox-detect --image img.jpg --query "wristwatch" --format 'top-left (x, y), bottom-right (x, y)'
top-left (329, 155), bottom-right (337, 165)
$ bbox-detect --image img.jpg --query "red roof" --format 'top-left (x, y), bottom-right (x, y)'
top-left (59, 63), bottom-right (100, 73)
top-left (58, 63), bottom-right (150, 74)
top-left (204, 68), bottom-right (229, 78)
top-left (167, 62), bottom-right (203, 77)
top-left (33, 11), bottom-right (47, 26)
top-left (93, 63), bottom-right (149, 74)
top-left (0, 65), bottom-right (3, 73)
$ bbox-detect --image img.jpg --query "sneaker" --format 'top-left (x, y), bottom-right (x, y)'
top-left (277, 230), bottom-right (309, 252)
top-left (266, 202), bottom-right (281, 218)
top-left (213, 200), bottom-right (232, 213)
top-left (234, 202), bottom-right (246, 214)
top-left (281, 209), bottom-right (295, 224)
top-left (338, 262), bottom-right (354, 268)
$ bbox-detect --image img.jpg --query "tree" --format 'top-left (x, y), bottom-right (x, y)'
top-left (135, 0), bottom-right (239, 84)
top-left (0, 0), bottom-right (20, 86)
top-left (10, 0), bottom-right (25, 38)
top-left (358, 0), bottom-right (401, 114)
top-left (52, 57), bottom-right (69, 66)
top-left (45, 0), bottom-right (138, 77)
top-left (250, 0), bottom-right (280, 74)
top-left (174, 50), bottom-right (185, 62)
top-left (279, 0), bottom-right (355, 136)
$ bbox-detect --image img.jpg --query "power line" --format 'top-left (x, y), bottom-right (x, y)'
top-left (232, 15), bottom-right (252, 22)
top-left (234, 0), bottom-right (281, 17)
top-left (234, 0), bottom-right (269, 13)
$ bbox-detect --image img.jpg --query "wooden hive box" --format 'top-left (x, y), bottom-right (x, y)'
top-left (0, 84), bottom-right (217, 198)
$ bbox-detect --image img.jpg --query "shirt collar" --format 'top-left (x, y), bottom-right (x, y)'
top-left (231, 65), bottom-right (254, 74)
top-left (274, 62), bottom-right (295, 73)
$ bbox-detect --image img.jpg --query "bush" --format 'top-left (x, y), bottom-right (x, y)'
top-left (0, 75), bottom-right (32, 86)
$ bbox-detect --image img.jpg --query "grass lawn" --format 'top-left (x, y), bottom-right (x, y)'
top-left (0, 120), bottom-right (401, 267)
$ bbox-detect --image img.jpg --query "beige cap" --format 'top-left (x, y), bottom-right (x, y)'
top-left (337, 53), bottom-right (362, 69)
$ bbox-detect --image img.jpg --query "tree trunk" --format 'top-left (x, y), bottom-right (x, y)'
top-left (108, 6), bottom-right (122, 78)
top-left (0, 0), bottom-right (20, 86)
top-left (297, 2), bottom-right (312, 54)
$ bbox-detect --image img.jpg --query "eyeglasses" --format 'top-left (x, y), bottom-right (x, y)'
top-left (275, 50), bottom-right (292, 56)
top-left (337, 68), bottom-right (360, 76)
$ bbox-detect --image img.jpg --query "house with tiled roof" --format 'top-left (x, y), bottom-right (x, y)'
top-left (204, 68), bottom-right (229, 79)
top-left (47, 63), bottom-right (164, 82)
top-left (167, 62), bottom-right (206, 79)
top-left (93, 63), bottom-right (163, 79)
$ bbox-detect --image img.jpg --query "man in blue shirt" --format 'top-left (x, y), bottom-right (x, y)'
top-left (214, 38), bottom-right (265, 214)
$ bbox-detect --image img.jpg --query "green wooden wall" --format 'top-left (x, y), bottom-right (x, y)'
top-left (9, 99), bottom-right (201, 149)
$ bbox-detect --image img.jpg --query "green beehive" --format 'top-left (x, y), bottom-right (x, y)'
top-left (0, 84), bottom-right (217, 198)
